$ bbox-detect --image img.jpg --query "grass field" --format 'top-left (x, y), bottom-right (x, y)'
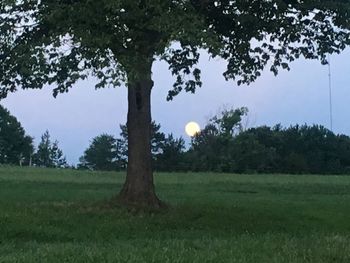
top-left (1, 166), bottom-right (350, 262)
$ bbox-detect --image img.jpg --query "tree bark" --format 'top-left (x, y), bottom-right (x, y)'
top-left (118, 62), bottom-right (163, 209)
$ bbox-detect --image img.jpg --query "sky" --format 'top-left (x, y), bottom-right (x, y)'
top-left (2, 49), bottom-right (350, 165)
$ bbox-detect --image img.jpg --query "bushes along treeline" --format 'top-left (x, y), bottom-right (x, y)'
top-left (2, 104), bottom-right (350, 174)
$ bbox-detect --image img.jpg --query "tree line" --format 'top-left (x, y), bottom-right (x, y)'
top-left (188, 113), bottom-right (350, 174)
top-left (78, 121), bottom-right (186, 172)
top-left (2, 104), bottom-right (350, 174)
top-left (78, 107), bottom-right (350, 175)
top-left (0, 105), bottom-right (67, 168)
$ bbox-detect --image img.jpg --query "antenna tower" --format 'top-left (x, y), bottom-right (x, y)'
top-left (328, 55), bottom-right (333, 131)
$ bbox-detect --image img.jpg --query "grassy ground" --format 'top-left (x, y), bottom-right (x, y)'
top-left (1, 167), bottom-right (350, 262)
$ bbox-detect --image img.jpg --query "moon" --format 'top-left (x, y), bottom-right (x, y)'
top-left (185, 122), bottom-right (201, 137)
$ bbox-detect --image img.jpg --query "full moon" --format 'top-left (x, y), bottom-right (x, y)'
top-left (185, 122), bottom-right (201, 137)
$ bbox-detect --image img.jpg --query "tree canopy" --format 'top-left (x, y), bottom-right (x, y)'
top-left (33, 130), bottom-right (67, 168)
top-left (79, 134), bottom-right (122, 171)
top-left (188, 121), bottom-right (350, 174)
top-left (0, 104), bottom-right (34, 165)
top-left (1, 0), bottom-right (349, 99)
top-left (79, 122), bottom-right (186, 172)
top-left (118, 121), bottom-right (167, 159)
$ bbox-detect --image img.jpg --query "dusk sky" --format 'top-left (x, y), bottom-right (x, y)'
top-left (2, 48), bottom-right (350, 165)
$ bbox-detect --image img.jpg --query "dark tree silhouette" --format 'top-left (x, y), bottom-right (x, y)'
top-left (79, 134), bottom-right (122, 171)
top-left (0, 105), bottom-right (34, 165)
top-left (33, 130), bottom-right (67, 168)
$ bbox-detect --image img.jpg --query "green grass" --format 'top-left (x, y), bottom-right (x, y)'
top-left (1, 166), bottom-right (350, 262)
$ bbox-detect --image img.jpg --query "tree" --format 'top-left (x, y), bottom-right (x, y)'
top-left (79, 134), bottom-right (122, 171)
top-left (118, 121), bottom-right (166, 164)
top-left (189, 107), bottom-right (248, 172)
top-left (230, 132), bottom-right (278, 173)
top-left (33, 130), bottom-right (67, 168)
top-left (210, 107), bottom-right (248, 137)
top-left (50, 140), bottom-right (68, 168)
top-left (0, 105), bottom-right (34, 165)
top-left (234, 124), bottom-right (350, 174)
top-left (155, 134), bottom-right (186, 172)
top-left (1, 1), bottom-right (350, 208)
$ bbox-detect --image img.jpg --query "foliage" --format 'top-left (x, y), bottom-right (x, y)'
top-left (0, 104), bottom-right (34, 165)
top-left (79, 134), bottom-right (123, 171)
top-left (81, 123), bottom-right (186, 172)
top-left (118, 121), bottom-right (166, 160)
top-left (78, 107), bottom-right (350, 174)
top-left (188, 116), bottom-right (350, 174)
top-left (154, 134), bottom-right (186, 172)
top-left (210, 107), bottom-right (248, 136)
top-left (33, 130), bottom-right (67, 168)
top-left (0, 1), bottom-right (350, 98)
top-left (119, 121), bottom-right (186, 171)
top-left (188, 107), bottom-right (248, 172)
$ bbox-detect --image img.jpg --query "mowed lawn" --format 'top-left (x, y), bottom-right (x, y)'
top-left (1, 167), bottom-right (350, 262)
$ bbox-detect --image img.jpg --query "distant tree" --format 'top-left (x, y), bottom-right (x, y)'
top-left (83, 124), bottom-right (183, 171)
top-left (189, 107), bottom-right (248, 172)
top-left (51, 140), bottom-right (68, 168)
top-left (119, 121), bottom-right (166, 164)
top-left (33, 130), bottom-right (67, 168)
top-left (335, 135), bottom-right (350, 173)
top-left (230, 132), bottom-right (278, 173)
top-left (210, 107), bottom-right (249, 137)
top-left (237, 124), bottom-right (350, 174)
top-left (0, 105), bottom-right (34, 166)
top-left (280, 124), bottom-right (340, 174)
top-left (189, 123), bottom-right (221, 171)
top-left (34, 131), bottom-right (51, 167)
top-left (79, 134), bottom-right (122, 171)
top-left (155, 134), bottom-right (186, 172)
top-left (118, 125), bottom-right (129, 169)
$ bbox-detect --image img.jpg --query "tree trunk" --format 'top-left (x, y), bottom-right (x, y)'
top-left (118, 62), bottom-right (163, 209)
